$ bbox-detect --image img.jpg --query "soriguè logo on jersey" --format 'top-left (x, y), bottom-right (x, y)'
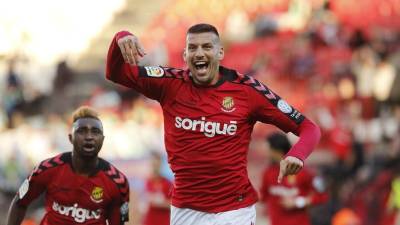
top-left (175, 116), bottom-right (237, 137)
top-left (52, 202), bottom-right (101, 223)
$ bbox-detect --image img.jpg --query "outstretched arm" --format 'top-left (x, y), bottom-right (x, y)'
top-left (6, 196), bottom-right (27, 225)
top-left (105, 31), bottom-right (145, 87)
top-left (248, 76), bottom-right (321, 182)
top-left (278, 119), bottom-right (321, 183)
top-left (116, 32), bottom-right (146, 65)
top-left (106, 31), bottom-right (180, 102)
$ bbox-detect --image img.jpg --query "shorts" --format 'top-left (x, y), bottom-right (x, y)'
top-left (170, 204), bottom-right (256, 225)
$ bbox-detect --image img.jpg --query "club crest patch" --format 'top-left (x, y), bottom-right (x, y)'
top-left (221, 96), bottom-right (236, 113)
top-left (144, 66), bottom-right (164, 77)
top-left (18, 179), bottom-right (30, 199)
top-left (90, 187), bottom-right (104, 203)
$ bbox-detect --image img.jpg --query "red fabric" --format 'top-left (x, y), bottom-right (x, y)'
top-left (144, 177), bottom-right (172, 225)
top-left (348, 170), bottom-right (395, 225)
top-left (286, 118), bottom-right (321, 162)
top-left (16, 152), bottom-right (129, 225)
top-left (329, 125), bottom-right (352, 161)
top-left (260, 165), bottom-right (328, 225)
top-left (106, 31), bottom-right (320, 212)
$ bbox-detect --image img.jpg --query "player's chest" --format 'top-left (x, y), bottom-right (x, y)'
top-left (47, 171), bottom-right (113, 208)
top-left (166, 84), bottom-right (249, 121)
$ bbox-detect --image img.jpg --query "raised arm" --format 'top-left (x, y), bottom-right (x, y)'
top-left (106, 31), bottom-right (182, 102)
top-left (105, 31), bottom-right (144, 86)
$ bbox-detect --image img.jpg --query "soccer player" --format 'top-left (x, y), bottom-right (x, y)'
top-left (106, 23), bottom-right (321, 225)
top-left (260, 132), bottom-right (328, 225)
top-left (6, 106), bottom-right (130, 225)
top-left (143, 151), bottom-right (172, 225)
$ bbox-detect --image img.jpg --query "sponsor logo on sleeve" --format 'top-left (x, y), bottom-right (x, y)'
top-left (144, 66), bottom-right (164, 77)
top-left (90, 187), bottom-right (103, 203)
top-left (277, 99), bottom-right (292, 114)
top-left (18, 179), bottom-right (30, 199)
top-left (120, 202), bottom-right (129, 221)
top-left (276, 99), bottom-right (304, 124)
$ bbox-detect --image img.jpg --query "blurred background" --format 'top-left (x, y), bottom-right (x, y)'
top-left (1, 0), bottom-right (400, 224)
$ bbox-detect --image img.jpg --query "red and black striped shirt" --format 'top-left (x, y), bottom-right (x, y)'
top-left (17, 152), bottom-right (129, 225)
top-left (105, 31), bottom-right (321, 213)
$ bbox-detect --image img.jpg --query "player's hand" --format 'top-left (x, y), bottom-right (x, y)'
top-left (277, 156), bottom-right (303, 183)
top-left (117, 34), bottom-right (146, 65)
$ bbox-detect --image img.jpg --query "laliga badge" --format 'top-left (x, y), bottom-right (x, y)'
top-left (145, 66), bottom-right (164, 77)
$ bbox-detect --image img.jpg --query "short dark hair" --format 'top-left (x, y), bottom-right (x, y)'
top-left (187, 23), bottom-right (219, 37)
top-left (266, 132), bottom-right (292, 154)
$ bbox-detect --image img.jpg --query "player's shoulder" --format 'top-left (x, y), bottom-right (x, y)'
top-left (221, 66), bottom-right (276, 97)
top-left (98, 158), bottom-right (129, 199)
top-left (139, 66), bottom-right (189, 81)
top-left (31, 152), bottom-right (71, 177)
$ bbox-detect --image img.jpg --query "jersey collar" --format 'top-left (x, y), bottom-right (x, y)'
top-left (189, 66), bottom-right (238, 88)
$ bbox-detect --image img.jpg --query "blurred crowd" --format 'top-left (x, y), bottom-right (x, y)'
top-left (1, 0), bottom-right (400, 224)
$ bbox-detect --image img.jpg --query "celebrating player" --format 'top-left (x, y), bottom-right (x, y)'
top-left (260, 132), bottom-right (328, 225)
top-left (6, 106), bottom-right (130, 225)
top-left (106, 23), bottom-right (321, 224)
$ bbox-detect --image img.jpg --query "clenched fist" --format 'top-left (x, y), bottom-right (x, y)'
top-left (277, 156), bottom-right (303, 183)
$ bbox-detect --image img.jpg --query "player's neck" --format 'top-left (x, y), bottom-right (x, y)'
top-left (209, 70), bottom-right (220, 85)
top-left (193, 69), bottom-right (221, 86)
top-left (71, 154), bottom-right (99, 177)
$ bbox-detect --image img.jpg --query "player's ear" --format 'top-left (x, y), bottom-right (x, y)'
top-left (182, 49), bottom-right (187, 62)
top-left (68, 133), bottom-right (73, 143)
top-left (217, 47), bottom-right (224, 60)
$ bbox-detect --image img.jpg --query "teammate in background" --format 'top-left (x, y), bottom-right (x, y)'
top-left (260, 132), bottom-right (328, 225)
top-left (6, 106), bottom-right (130, 225)
top-left (106, 23), bottom-right (321, 224)
top-left (143, 151), bottom-right (172, 225)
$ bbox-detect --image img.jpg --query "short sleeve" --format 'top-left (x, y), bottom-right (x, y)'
top-left (16, 163), bottom-right (55, 207)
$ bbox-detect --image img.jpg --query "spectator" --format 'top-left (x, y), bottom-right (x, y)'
top-left (3, 60), bottom-right (25, 129)
top-left (143, 151), bottom-right (172, 225)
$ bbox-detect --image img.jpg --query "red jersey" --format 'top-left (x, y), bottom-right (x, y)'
top-left (16, 152), bottom-right (130, 225)
top-left (260, 165), bottom-right (327, 225)
top-left (106, 31), bottom-right (321, 212)
top-left (144, 176), bottom-right (172, 225)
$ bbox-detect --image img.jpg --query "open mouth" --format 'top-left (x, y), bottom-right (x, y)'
top-left (193, 61), bottom-right (209, 74)
top-left (82, 143), bottom-right (95, 152)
